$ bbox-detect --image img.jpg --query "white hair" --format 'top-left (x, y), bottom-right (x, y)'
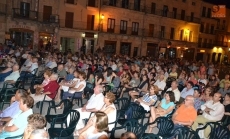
top-left (51, 73), bottom-right (58, 80)
top-left (30, 129), bottom-right (49, 139)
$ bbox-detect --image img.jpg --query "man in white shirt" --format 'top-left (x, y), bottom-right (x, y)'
top-left (111, 60), bottom-right (117, 71)
top-left (20, 57), bottom-right (38, 77)
top-left (45, 57), bottom-right (57, 69)
top-left (69, 85), bottom-right (105, 130)
top-left (198, 74), bottom-right (208, 86)
top-left (166, 81), bottom-right (180, 102)
top-left (0, 64), bottom-right (20, 88)
top-left (154, 74), bottom-right (166, 95)
top-left (21, 54), bottom-right (32, 71)
top-left (192, 92), bottom-right (224, 138)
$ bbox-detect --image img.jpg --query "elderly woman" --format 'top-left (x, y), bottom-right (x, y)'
top-left (77, 92), bottom-right (116, 136)
top-left (0, 95), bottom-right (34, 138)
top-left (79, 111), bottom-right (109, 139)
top-left (28, 70), bottom-right (52, 94)
top-left (148, 91), bottom-right (175, 133)
top-left (23, 114), bottom-right (47, 139)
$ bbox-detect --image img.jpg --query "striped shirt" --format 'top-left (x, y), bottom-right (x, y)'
top-left (142, 94), bottom-right (157, 103)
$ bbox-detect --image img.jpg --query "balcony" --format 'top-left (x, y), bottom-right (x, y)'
top-left (213, 41), bottom-right (228, 47)
top-left (102, 0), bottom-right (145, 12)
top-left (59, 20), bottom-right (99, 31)
top-left (0, 3), bottom-right (6, 15)
top-left (198, 43), bottom-right (213, 49)
top-left (39, 14), bottom-right (59, 24)
top-left (13, 8), bottom-right (38, 21)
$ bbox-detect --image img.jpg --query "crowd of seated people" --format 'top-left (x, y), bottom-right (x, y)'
top-left (0, 45), bottom-right (230, 139)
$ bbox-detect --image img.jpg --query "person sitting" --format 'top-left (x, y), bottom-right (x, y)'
top-left (169, 95), bottom-right (197, 139)
top-left (208, 75), bottom-right (218, 88)
top-left (192, 92), bottom-right (225, 138)
top-left (129, 74), bottom-right (149, 100)
top-left (120, 132), bottom-right (137, 139)
top-left (62, 71), bottom-right (86, 99)
top-left (148, 91), bottom-right (175, 133)
top-left (57, 64), bottom-right (67, 78)
top-left (219, 74), bottom-right (230, 89)
top-left (79, 111), bottom-right (109, 139)
top-left (0, 64), bottom-right (20, 88)
top-left (134, 85), bottom-right (158, 111)
top-left (154, 74), bottom-right (166, 95)
top-left (193, 89), bottom-right (204, 111)
top-left (29, 129), bottom-right (49, 139)
top-left (28, 70), bottom-right (51, 94)
top-left (221, 93), bottom-right (230, 130)
top-left (180, 81), bottom-right (194, 101)
top-left (0, 95), bottom-right (34, 138)
top-left (77, 92), bottom-right (116, 136)
top-left (0, 61), bottom-right (13, 82)
top-left (30, 73), bottom-right (59, 105)
top-left (0, 89), bottom-right (29, 124)
top-left (23, 114), bottom-right (47, 139)
top-left (166, 81), bottom-right (181, 102)
top-left (218, 81), bottom-right (230, 97)
top-left (20, 53), bottom-right (32, 71)
top-left (45, 57), bottom-right (57, 69)
top-left (119, 71), bottom-right (140, 98)
top-left (70, 85), bottom-right (105, 131)
top-left (20, 57), bottom-right (38, 78)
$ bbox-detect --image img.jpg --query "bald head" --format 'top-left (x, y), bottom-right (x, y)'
top-left (120, 132), bottom-right (137, 139)
top-left (184, 95), bottom-right (195, 106)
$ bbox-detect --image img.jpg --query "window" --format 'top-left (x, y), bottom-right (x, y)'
top-left (132, 22), bottom-right (139, 35)
top-left (170, 28), bottom-right (175, 39)
top-left (210, 25), bottom-right (214, 34)
top-left (204, 39), bottom-right (207, 47)
top-left (107, 18), bottom-right (115, 33)
top-left (192, 2), bottom-right (196, 6)
top-left (202, 7), bottom-right (206, 17)
top-left (173, 8), bottom-right (177, 19)
top-left (160, 26), bottom-right (165, 38)
top-left (122, 0), bottom-right (129, 8)
top-left (109, 0), bottom-right (117, 6)
top-left (217, 19), bottom-right (220, 29)
top-left (65, 12), bottom-right (74, 28)
top-left (200, 22), bottom-right (204, 32)
top-left (222, 20), bottom-right (226, 30)
top-left (66, 0), bottom-right (75, 4)
top-left (182, 0), bottom-right (186, 2)
top-left (88, 0), bottom-right (96, 7)
top-left (120, 20), bottom-right (127, 34)
top-left (20, 2), bottom-right (30, 17)
top-left (151, 3), bottom-right (156, 14)
top-left (181, 10), bottom-right (185, 20)
top-left (207, 8), bottom-right (211, 18)
top-left (148, 24), bottom-right (154, 37)
top-left (189, 31), bottom-right (192, 41)
top-left (163, 5), bottom-right (168, 17)
top-left (134, 0), bottom-right (140, 11)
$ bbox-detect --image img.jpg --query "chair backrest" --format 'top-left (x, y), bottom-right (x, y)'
top-left (5, 133), bottom-right (24, 139)
top-left (173, 126), bottom-right (200, 139)
top-left (155, 117), bottom-right (174, 137)
top-left (130, 103), bottom-right (145, 119)
top-left (62, 99), bottom-right (73, 114)
top-left (124, 119), bottom-right (145, 139)
top-left (166, 108), bottom-right (176, 119)
top-left (116, 97), bottom-right (130, 111)
top-left (141, 134), bottom-right (160, 139)
top-left (196, 122), bottom-right (230, 139)
top-left (33, 68), bottom-right (38, 75)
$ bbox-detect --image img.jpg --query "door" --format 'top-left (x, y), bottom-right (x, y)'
top-left (43, 6), bottom-right (52, 22)
top-left (196, 53), bottom-right (204, 61)
top-left (147, 43), bottom-right (158, 57)
top-left (120, 42), bottom-right (131, 56)
top-left (65, 12), bottom-right (74, 28)
top-left (133, 47), bottom-right (138, 57)
top-left (87, 15), bottom-right (95, 30)
top-left (20, 2), bottom-right (30, 17)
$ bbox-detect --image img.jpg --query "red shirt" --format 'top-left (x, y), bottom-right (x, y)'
top-left (43, 80), bottom-right (59, 99)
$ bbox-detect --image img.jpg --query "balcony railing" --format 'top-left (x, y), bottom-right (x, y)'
top-left (0, 3), bottom-right (6, 14)
top-left (13, 8), bottom-right (59, 23)
top-left (198, 43), bottom-right (213, 49)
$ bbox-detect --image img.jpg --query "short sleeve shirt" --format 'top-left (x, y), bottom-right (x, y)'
top-left (174, 104), bottom-right (197, 123)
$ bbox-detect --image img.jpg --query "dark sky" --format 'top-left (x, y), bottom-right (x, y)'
top-left (204, 0), bottom-right (230, 8)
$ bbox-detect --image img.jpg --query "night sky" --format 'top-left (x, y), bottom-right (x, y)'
top-left (204, 0), bottom-right (230, 8)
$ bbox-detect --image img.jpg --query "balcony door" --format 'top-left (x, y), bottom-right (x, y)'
top-left (43, 6), bottom-right (52, 22)
top-left (20, 2), bottom-right (30, 17)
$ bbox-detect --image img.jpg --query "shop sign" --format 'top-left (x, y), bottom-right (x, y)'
top-left (11, 25), bottom-right (31, 30)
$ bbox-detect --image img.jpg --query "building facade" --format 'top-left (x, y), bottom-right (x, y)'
top-left (0, 0), bottom-right (229, 62)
